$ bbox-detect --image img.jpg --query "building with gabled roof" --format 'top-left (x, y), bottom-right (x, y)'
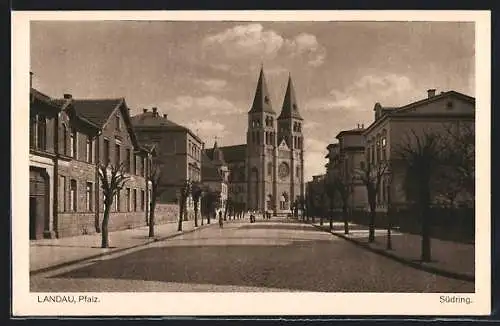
top-left (363, 88), bottom-right (475, 210)
top-left (29, 73), bottom-right (155, 239)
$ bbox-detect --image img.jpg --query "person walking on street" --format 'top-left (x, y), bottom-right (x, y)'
top-left (218, 210), bottom-right (224, 228)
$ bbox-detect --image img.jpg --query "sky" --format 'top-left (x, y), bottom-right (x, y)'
top-left (30, 20), bottom-right (475, 181)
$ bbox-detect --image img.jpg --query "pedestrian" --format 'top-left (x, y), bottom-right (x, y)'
top-left (218, 210), bottom-right (223, 228)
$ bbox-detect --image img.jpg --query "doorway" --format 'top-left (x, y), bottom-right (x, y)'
top-left (29, 167), bottom-right (49, 240)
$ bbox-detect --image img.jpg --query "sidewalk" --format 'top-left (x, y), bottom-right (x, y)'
top-left (30, 220), bottom-right (214, 274)
top-left (311, 221), bottom-right (474, 282)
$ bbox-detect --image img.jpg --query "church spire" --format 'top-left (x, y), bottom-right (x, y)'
top-left (278, 74), bottom-right (303, 120)
top-left (249, 65), bottom-right (275, 114)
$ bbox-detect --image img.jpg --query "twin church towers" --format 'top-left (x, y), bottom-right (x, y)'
top-left (213, 66), bottom-right (305, 214)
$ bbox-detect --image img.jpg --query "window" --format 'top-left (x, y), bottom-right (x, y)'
top-left (103, 139), bottom-right (110, 165)
top-left (125, 148), bottom-right (131, 172)
top-left (36, 115), bottom-right (46, 150)
top-left (62, 125), bottom-right (68, 155)
top-left (267, 162), bottom-right (273, 177)
top-left (58, 176), bottom-right (66, 212)
top-left (114, 192), bottom-right (120, 211)
top-left (126, 188), bottom-right (131, 212)
top-left (70, 129), bottom-right (77, 158)
top-left (360, 161), bottom-right (365, 170)
top-left (141, 190), bottom-right (145, 211)
top-left (116, 115), bottom-right (121, 131)
top-left (133, 189), bottom-right (137, 211)
top-left (446, 101), bottom-right (454, 110)
top-left (86, 136), bottom-right (93, 163)
top-left (135, 154), bottom-right (140, 175)
top-left (296, 166), bottom-right (300, 178)
top-left (30, 115), bottom-right (36, 148)
top-left (86, 182), bottom-right (93, 211)
top-left (115, 143), bottom-right (120, 166)
top-left (143, 157), bottom-right (147, 176)
top-left (70, 179), bottom-right (77, 212)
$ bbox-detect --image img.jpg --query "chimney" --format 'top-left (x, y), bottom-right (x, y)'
top-left (427, 89), bottom-right (436, 98)
top-left (143, 108), bottom-right (147, 113)
top-left (30, 72), bottom-right (33, 89)
top-left (63, 93), bottom-right (72, 99)
top-left (163, 114), bottom-right (168, 119)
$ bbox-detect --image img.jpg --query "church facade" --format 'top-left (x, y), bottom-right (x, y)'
top-left (206, 67), bottom-right (305, 215)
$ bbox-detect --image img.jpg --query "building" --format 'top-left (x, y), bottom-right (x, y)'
top-left (214, 67), bottom-right (305, 215)
top-left (30, 82), bottom-right (153, 239)
top-left (202, 141), bottom-right (229, 215)
top-left (305, 174), bottom-right (327, 217)
top-left (335, 126), bottom-right (369, 211)
top-left (363, 89), bottom-right (475, 209)
top-left (130, 107), bottom-right (203, 220)
top-left (29, 86), bottom-right (61, 239)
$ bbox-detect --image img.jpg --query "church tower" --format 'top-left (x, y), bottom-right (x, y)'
top-left (246, 66), bottom-right (277, 211)
top-left (276, 74), bottom-right (304, 213)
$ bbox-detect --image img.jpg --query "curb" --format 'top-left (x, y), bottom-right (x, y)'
top-left (30, 222), bottom-right (215, 276)
top-left (310, 223), bottom-right (475, 283)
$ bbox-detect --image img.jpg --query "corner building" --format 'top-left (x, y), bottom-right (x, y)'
top-left (213, 67), bottom-right (305, 215)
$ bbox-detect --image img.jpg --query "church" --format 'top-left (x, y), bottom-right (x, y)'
top-left (205, 67), bottom-right (305, 215)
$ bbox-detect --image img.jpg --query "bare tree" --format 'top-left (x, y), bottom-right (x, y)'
top-left (395, 129), bottom-right (444, 262)
top-left (334, 178), bottom-right (350, 235)
top-left (148, 163), bottom-right (161, 237)
top-left (191, 181), bottom-right (203, 227)
top-left (356, 161), bottom-right (388, 243)
top-left (323, 178), bottom-right (336, 231)
top-left (438, 122), bottom-right (475, 204)
top-left (178, 180), bottom-right (191, 232)
top-left (98, 162), bottom-right (129, 248)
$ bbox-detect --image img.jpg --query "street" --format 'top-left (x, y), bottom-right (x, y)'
top-left (31, 220), bottom-right (474, 293)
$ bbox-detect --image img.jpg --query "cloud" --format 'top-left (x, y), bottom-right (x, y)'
top-left (202, 23), bottom-right (284, 59)
top-left (202, 24), bottom-right (327, 70)
top-left (285, 33), bottom-right (327, 67)
top-left (302, 138), bottom-right (329, 182)
top-left (184, 120), bottom-right (230, 146)
top-left (194, 78), bottom-right (228, 92)
top-left (161, 95), bottom-right (244, 116)
top-left (305, 73), bottom-right (413, 112)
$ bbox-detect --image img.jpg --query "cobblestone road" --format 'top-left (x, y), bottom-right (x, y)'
top-left (31, 220), bottom-right (474, 292)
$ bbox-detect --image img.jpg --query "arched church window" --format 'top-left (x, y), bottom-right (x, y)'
top-left (267, 162), bottom-right (273, 177)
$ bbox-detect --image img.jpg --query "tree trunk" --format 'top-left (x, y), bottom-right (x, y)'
top-left (421, 204), bottom-right (431, 262)
top-left (329, 216), bottom-right (333, 231)
top-left (101, 204), bottom-right (111, 248)
top-left (223, 201), bottom-right (228, 221)
top-left (148, 197), bottom-right (156, 238)
top-left (194, 200), bottom-right (199, 227)
top-left (368, 208), bottom-right (376, 242)
top-left (343, 204), bottom-right (349, 235)
top-left (178, 197), bottom-right (184, 231)
top-left (95, 214), bottom-right (101, 233)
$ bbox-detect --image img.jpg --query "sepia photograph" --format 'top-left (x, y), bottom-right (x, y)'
top-left (12, 10), bottom-right (490, 316)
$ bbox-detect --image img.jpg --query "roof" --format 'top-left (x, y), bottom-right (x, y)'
top-left (249, 66), bottom-right (275, 114)
top-left (278, 75), bottom-right (303, 120)
top-left (364, 90), bottom-right (475, 134)
top-left (130, 111), bottom-right (203, 144)
top-left (201, 153), bottom-right (223, 182)
top-left (70, 99), bottom-right (124, 128)
top-left (336, 127), bottom-right (365, 139)
top-left (215, 144), bottom-right (247, 163)
top-left (30, 88), bottom-right (60, 110)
